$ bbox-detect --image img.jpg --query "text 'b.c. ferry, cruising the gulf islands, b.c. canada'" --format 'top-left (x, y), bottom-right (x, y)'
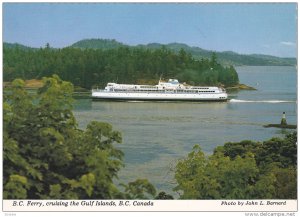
top-left (92, 79), bottom-right (228, 102)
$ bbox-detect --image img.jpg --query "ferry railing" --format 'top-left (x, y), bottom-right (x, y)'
top-left (91, 89), bottom-right (224, 94)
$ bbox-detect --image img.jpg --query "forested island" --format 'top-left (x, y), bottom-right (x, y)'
top-left (64, 38), bottom-right (298, 66)
top-left (4, 76), bottom-right (297, 199)
top-left (4, 41), bottom-right (239, 90)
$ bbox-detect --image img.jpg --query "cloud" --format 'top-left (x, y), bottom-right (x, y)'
top-left (280, 41), bottom-right (296, 46)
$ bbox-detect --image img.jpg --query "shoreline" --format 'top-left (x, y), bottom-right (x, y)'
top-left (4, 79), bottom-right (90, 92)
top-left (226, 83), bottom-right (257, 91)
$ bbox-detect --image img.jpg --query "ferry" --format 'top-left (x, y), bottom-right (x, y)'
top-left (92, 79), bottom-right (228, 101)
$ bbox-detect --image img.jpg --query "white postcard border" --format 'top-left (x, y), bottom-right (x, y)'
top-left (2, 199), bottom-right (298, 212)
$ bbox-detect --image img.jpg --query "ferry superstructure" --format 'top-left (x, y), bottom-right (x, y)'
top-left (91, 79), bottom-right (228, 101)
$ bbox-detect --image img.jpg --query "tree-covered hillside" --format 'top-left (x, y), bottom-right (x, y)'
top-left (3, 42), bottom-right (36, 50)
top-left (69, 39), bottom-right (296, 66)
top-left (3, 44), bottom-right (239, 89)
top-left (71, 39), bottom-right (126, 50)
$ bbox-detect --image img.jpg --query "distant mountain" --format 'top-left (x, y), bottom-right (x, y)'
top-left (70, 39), bottom-right (126, 50)
top-left (4, 39), bottom-right (297, 66)
top-left (138, 42), bottom-right (296, 66)
top-left (249, 54), bottom-right (296, 66)
top-left (71, 39), bottom-right (296, 66)
top-left (3, 42), bottom-right (36, 50)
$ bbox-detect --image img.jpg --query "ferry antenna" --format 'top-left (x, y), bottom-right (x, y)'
top-left (159, 74), bottom-right (163, 82)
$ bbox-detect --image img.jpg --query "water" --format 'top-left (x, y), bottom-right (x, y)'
top-left (73, 66), bottom-right (297, 194)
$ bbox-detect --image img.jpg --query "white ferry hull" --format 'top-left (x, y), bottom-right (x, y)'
top-left (92, 91), bottom-right (228, 101)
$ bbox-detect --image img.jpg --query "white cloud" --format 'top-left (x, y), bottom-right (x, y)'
top-left (280, 41), bottom-right (296, 46)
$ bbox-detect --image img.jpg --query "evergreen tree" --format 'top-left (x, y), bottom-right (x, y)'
top-left (174, 133), bottom-right (297, 199)
top-left (3, 75), bottom-right (156, 199)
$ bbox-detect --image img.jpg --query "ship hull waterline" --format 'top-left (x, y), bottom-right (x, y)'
top-left (92, 97), bottom-right (228, 102)
top-left (91, 93), bottom-right (228, 102)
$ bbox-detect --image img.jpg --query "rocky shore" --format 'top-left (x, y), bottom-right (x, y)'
top-left (226, 83), bottom-right (257, 91)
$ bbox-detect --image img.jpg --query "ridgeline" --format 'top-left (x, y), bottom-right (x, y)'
top-left (70, 39), bottom-right (296, 66)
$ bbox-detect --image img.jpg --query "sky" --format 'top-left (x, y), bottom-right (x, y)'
top-left (3, 3), bottom-right (297, 57)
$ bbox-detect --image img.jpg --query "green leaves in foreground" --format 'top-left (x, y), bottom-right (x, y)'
top-left (122, 179), bottom-right (157, 199)
top-left (174, 133), bottom-right (297, 199)
top-left (3, 75), bottom-right (156, 199)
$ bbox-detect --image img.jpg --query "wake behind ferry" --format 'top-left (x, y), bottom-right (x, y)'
top-left (92, 79), bottom-right (228, 101)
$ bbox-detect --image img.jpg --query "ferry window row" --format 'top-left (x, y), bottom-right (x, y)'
top-left (112, 89), bottom-right (216, 93)
top-left (191, 87), bottom-right (210, 90)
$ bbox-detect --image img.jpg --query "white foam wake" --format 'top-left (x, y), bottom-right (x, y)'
top-left (230, 99), bottom-right (295, 103)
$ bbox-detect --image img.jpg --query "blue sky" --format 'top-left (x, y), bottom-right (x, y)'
top-left (3, 3), bottom-right (297, 57)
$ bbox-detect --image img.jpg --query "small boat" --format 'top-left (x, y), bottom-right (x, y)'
top-left (92, 79), bottom-right (228, 101)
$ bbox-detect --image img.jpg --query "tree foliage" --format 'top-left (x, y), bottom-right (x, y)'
top-left (174, 133), bottom-right (297, 199)
top-left (3, 75), bottom-right (156, 199)
top-left (155, 191), bottom-right (174, 199)
top-left (3, 46), bottom-right (239, 89)
top-left (121, 179), bottom-right (157, 199)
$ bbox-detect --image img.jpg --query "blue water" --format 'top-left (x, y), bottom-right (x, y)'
top-left (73, 66), bottom-right (297, 194)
